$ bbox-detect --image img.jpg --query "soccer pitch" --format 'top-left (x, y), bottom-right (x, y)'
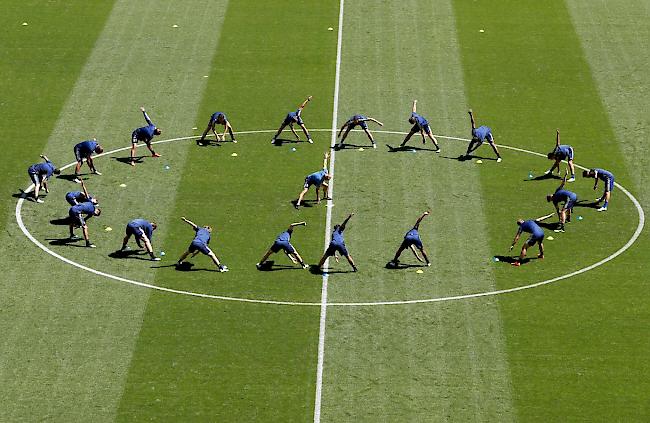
top-left (1, 0), bottom-right (649, 421)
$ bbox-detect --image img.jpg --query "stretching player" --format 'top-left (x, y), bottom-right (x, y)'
top-left (73, 138), bottom-right (103, 181)
top-left (27, 154), bottom-right (61, 203)
top-left (68, 201), bottom-right (101, 248)
top-left (271, 96), bottom-right (313, 144)
top-left (130, 106), bottom-right (162, 166)
top-left (198, 111), bottom-right (236, 145)
top-left (546, 173), bottom-right (578, 233)
top-left (509, 218), bottom-right (545, 267)
top-left (399, 100), bottom-right (440, 151)
top-left (295, 152), bottom-right (331, 209)
top-left (336, 114), bottom-right (383, 149)
top-left (546, 129), bottom-right (575, 181)
top-left (256, 222), bottom-right (309, 269)
top-left (318, 213), bottom-right (357, 272)
top-left (464, 109), bottom-right (502, 162)
top-left (582, 168), bottom-right (615, 211)
top-left (388, 211), bottom-right (432, 267)
top-left (65, 179), bottom-right (97, 206)
top-left (176, 217), bottom-right (228, 272)
top-left (120, 218), bottom-right (160, 261)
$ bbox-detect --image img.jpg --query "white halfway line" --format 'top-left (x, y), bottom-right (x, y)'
top-left (314, 1), bottom-right (345, 422)
top-left (15, 130), bottom-right (644, 306)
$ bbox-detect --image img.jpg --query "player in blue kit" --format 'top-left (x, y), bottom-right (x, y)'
top-left (68, 201), bottom-right (101, 248)
top-left (546, 173), bottom-right (578, 233)
top-left (120, 218), bottom-right (160, 261)
top-left (129, 106), bottom-right (162, 166)
top-left (317, 213), bottom-right (357, 272)
top-left (464, 109), bottom-right (502, 162)
top-left (73, 138), bottom-right (103, 182)
top-left (295, 152), bottom-right (331, 209)
top-left (388, 211), bottom-right (432, 267)
top-left (399, 100), bottom-right (440, 151)
top-left (27, 154), bottom-right (61, 203)
top-left (271, 96), bottom-right (313, 144)
top-left (336, 114), bottom-right (383, 149)
top-left (546, 129), bottom-right (575, 182)
top-left (197, 111), bottom-right (236, 145)
top-left (509, 219), bottom-right (545, 267)
top-left (582, 168), bottom-right (615, 211)
top-left (65, 179), bottom-right (97, 206)
top-left (176, 216), bottom-right (228, 272)
top-left (256, 222), bottom-right (309, 270)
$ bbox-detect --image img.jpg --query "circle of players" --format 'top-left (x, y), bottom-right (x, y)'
top-left (24, 97), bottom-right (615, 272)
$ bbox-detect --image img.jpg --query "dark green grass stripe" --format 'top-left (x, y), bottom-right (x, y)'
top-left (115, 1), bottom-right (339, 421)
top-left (0, 1), bottom-right (115, 231)
top-left (453, 0), bottom-right (648, 420)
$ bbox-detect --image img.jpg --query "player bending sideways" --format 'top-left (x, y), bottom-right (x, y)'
top-left (65, 179), bottom-right (98, 206)
top-left (198, 111), bottom-right (236, 145)
top-left (318, 213), bottom-right (357, 272)
top-left (336, 115), bottom-right (383, 149)
top-left (176, 217), bottom-right (228, 272)
top-left (509, 219), bottom-right (545, 267)
top-left (120, 218), bottom-right (160, 261)
top-left (27, 154), bottom-right (61, 203)
top-left (68, 201), bottom-right (101, 248)
top-left (582, 168), bottom-right (614, 212)
top-left (256, 222), bottom-right (309, 270)
top-left (295, 152), bottom-right (331, 209)
top-left (464, 109), bottom-right (502, 162)
top-left (130, 106), bottom-right (162, 166)
top-left (546, 172), bottom-right (578, 233)
top-left (546, 129), bottom-right (575, 181)
top-left (388, 211), bottom-right (432, 267)
top-left (399, 100), bottom-right (440, 151)
top-left (73, 138), bottom-right (103, 182)
top-left (271, 96), bottom-right (313, 144)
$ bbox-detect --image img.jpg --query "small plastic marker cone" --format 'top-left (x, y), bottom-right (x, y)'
top-left (22, 22), bottom-right (28, 26)
top-left (358, 148), bottom-right (364, 151)
top-left (476, 160), bottom-right (483, 164)
top-left (577, 216), bottom-right (583, 221)
top-left (203, 75), bottom-right (208, 78)
top-left (172, 24), bottom-right (179, 28)
top-left (231, 153), bottom-right (238, 157)
top-left (492, 257), bottom-right (500, 262)
top-left (410, 149), bottom-right (417, 153)
top-left (164, 165), bottom-right (170, 170)
top-left (528, 172), bottom-right (534, 179)
top-left (291, 147), bottom-right (296, 152)
top-left (547, 236), bottom-right (554, 241)
top-left (328, 27), bottom-right (334, 31)
top-left (479, 29), bottom-right (485, 33)
top-left (119, 183), bottom-right (127, 187)
top-left (192, 127), bottom-right (198, 130)
top-left (416, 269), bottom-right (424, 274)
top-left (160, 251), bottom-right (166, 256)
top-left (104, 227), bottom-right (112, 232)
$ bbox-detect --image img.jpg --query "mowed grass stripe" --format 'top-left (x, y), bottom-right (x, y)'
top-left (321, 1), bottom-right (514, 421)
top-left (0, 1), bottom-right (229, 421)
top-left (454, 0), bottom-right (646, 420)
top-left (566, 0), bottom-right (650, 418)
top-left (115, 1), bottom-right (339, 420)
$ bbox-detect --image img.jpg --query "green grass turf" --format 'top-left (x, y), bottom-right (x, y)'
top-left (1, 0), bottom-right (649, 421)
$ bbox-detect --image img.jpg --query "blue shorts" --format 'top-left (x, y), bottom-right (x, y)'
top-left (131, 131), bottom-right (150, 145)
top-left (402, 235), bottom-right (423, 250)
top-left (73, 146), bottom-right (86, 162)
top-left (189, 240), bottom-right (211, 255)
top-left (473, 132), bottom-right (494, 145)
top-left (565, 147), bottom-right (574, 161)
top-left (525, 234), bottom-right (544, 247)
top-left (411, 123), bottom-right (432, 135)
top-left (304, 177), bottom-right (322, 189)
top-left (69, 212), bottom-right (86, 227)
top-left (563, 197), bottom-right (577, 211)
top-left (271, 240), bottom-right (295, 254)
top-left (283, 116), bottom-right (303, 127)
top-left (604, 176), bottom-right (615, 192)
top-left (126, 223), bottom-right (145, 240)
top-left (65, 193), bottom-right (79, 206)
top-left (28, 170), bottom-right (40, 186)
top-left (325, 242), bottom-right (348, 257)
top-left (350, 121), bottom-right (368, 130)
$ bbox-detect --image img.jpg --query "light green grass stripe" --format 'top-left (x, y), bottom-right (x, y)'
top-left (0, 1), bottom-right (228, 421)
top-left (321, 1), bottom-right (514, 421)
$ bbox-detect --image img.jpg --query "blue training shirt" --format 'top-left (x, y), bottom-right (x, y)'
top-left (520, 220), bottom-right (544, 239)
top-left (349, 114), bottom-right (367, 124)
top-left (405, 228), bottom-right (419, 239)
top-left (193, 227), bottom-right (211, 244)
top-left (76, 140), bottom-right (98, 157)
top-left (595, 168), bottom-right (614, 182)
top-left (306, 169), bottom-right (327, 186)
top-left (29, 161), bottom-right (56, 178)
top-left (70, 201), bottom-right (96, 216)
top-left (129, 219), bottom-right (154, 240)
top-left (555, 145), bottom-right (572, 159)
top-left (331, 227), bottom-right (345, 244)
top-left (135, 111), bottom-right (157, 141)
top-left (411, 112), bottom-right (428, 127)
top-left (472, 126), bottom-right (491, 140)
top-left (210, 112), bottom-right (226, 123)
top-left (276, 231), bottom-right (291, 243)
top-left (553, 189), bottom-right (577, 203)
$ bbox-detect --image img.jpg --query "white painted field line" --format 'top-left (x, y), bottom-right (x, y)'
top-left (314, 1), bottom-right (345, 422)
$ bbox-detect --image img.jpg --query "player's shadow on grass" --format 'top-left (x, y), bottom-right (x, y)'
top-left (290, 199), bottom-right (315, 208)
top-left (310, 265), bottom-right (355, 275)
top-left (56, 174), bottom-right (84, 182)
top-left (535, 221), bottom-right (562, 230)
top-left (13, 190), bottom-right (34, 200)
top-left (195, 139), bottom-right (223, 147)
top-left (523, 173), bottom-right (562, 182)
top-left (272, 138), bottom-right (303, 146)
top-left (108, 250), bottom-right (151, 261)
top-left (493, 255), bottom-right (537, 265)
top-left (161, 262), bottom-right (216, 272)
top-left (386, 144), bottom-right (439, 153)
top-left (443, 154), bottom-right (494, 162)
top-left (46, 237), bottom-right (87, 247)
top-left (49, 217), bottom-right (72, 225)
top-left (112, 156), bottom-right (145, 166)
top-left (384, 262), bottom-right (429, 270)
top-left (573, 200), bottom-right (601, 209)
top-left (256, 261), bottom-right (303, 272)
top-left (333, 143), bottom-right (372, 151)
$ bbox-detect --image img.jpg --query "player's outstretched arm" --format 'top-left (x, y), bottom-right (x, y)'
top-left (289, 221), bottom-right (307, 230)
top-left (593, 173), bottom-right (599, 190)
top-left (468, 109), bottom-right (476, 130)
top-left (298, 96), bottom-right (313, 110)
top-left (555, 129), bottom-right (560, 149)
top-left (140, 106), bottom-right (153, 125)
top-left (80, 179), bottom-right (90, 198)
top-left (413, 211), bottom-right (430, 229)
top-left (337, 122), bottom-right (348, 137)
top-left (510, 230), bottom-right (522, 251)
top-left (412, 100), bottom-right (417, 113)
top-left (181, 216), bottom-right (198, 230)
top-left (367, 117), bottom-right (384, 126)
top-left (323, 152), bottom-right (330, 169)
top-left (340, 213), bottom-right (354, 231)
top-left (40, 154), bottom-right (49, 163)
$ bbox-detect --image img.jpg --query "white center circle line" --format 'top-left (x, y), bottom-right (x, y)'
top-left (15, 129), bottom-right (645, 307)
